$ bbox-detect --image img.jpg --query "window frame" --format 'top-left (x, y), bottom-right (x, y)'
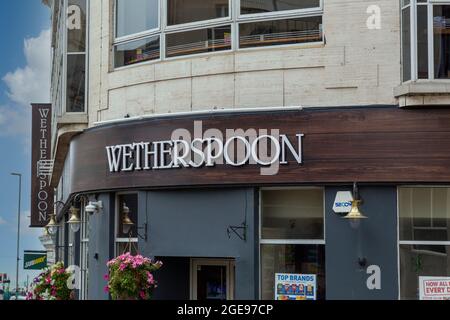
top-left (164, 23), bottom-right (233, 60)
top-left (113, 0), bottom-right (162, 43)
top-left (113, 0), bottom-right (163, 69)
top-left (164, 0), bottom-right (233, 32)
top-left (402, 0), bottom-right (450, 82)
top-left (115, 192), bottom-right (138, 255)
top-left (237, 0), bottom-right (323, 21)
top-left (258, 186), bottom-right (326, 300)
top-left (397, 185), bottom-right (450, 300)
top-left (236, 13), bottom-right (324, 51)
top-left (112, 0), bottom-right (324, 69)
top-left (64, 0), bottom-right (89, 115)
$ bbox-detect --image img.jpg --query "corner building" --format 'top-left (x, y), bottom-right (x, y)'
top-left (42, 0), bottom-right (450, 300)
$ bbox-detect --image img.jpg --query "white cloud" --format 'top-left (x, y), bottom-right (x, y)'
top-left (0, 105), bottom-right (30, 137)
top-left (3, 28), bottom-right (51, 107)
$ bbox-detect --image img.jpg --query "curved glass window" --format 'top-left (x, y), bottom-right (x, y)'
top-left (116, 0), bottom-right (159, 38)
top-left (167, 0), bottom-right (230, 26)
top-left (241, 0), bottom-right (320, 15)
top-left (166, 26), bottom-right (231, 58)
top-left (114, 36), bottom-right (160, 68)
top-left (239, 16), bottom-right (322, 49)
top-left (113, 0), bottom-right (323, 66)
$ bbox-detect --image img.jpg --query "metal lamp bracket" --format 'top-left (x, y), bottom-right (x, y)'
top-left (227, 223), bottom-right (247, 242)
top-left (137, 223), bottom-right (148, 241)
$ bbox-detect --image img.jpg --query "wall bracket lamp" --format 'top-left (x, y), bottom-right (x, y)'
top-left (343, 182), bottom-right (367, 220)
top-left (121, 203), bottom-right (148, 241)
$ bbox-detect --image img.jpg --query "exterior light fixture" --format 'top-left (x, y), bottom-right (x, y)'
top-left (121, 203), bottom-right (135, 235)
top-left (46, 212), bottom-right (59, 236)
top-left (343, 200), bottom-right (367, 220)
top-left (85, 200), bottom-right (103, 215)
top-left (343, 182), bottom-right (367, 221)
top-left (67, 206), bottom-right (81, 233)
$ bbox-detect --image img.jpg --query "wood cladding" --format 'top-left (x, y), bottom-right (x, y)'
top-left (69, 107), bottom-right (450, 194)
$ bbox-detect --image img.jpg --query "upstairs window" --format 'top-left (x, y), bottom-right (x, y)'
top-left (240, 0), bottom-right (321, 15)
top-left (114, 0), bottom-right (161, 68)
top-left (66, 0), bottom-right (87, 113)
top-left (113, 0), bottom-right (323, 67)
top-left (402, 0), bottom-right (450, 81)
top-left (167, 0), bottom-right (230, 26)
top-left (116, 0), bottom-right (159, 38)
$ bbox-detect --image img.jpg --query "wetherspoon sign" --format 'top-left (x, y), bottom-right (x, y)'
top-left (30, 104), bottom-right (53, 228)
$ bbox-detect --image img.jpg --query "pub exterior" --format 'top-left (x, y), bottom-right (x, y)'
top-left (35, 0), bottom-right (450, 300)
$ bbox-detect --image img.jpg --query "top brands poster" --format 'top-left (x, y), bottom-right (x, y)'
top-left (275, 273), bottom-right (317, 301)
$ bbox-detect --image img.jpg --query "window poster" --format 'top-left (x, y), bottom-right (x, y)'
top-left (275, 273), bottom-right (317, 301)
top-left (419, 277), bottom-right (450, 300)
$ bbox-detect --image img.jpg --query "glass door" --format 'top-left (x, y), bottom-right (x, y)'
top-left (191, 259), bottom-right (235, 300)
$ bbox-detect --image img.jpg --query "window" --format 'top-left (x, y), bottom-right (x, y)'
top-left (66, 54), bottom-right (86, 112)
top-left (240, 0), bottom-right (321, 15)
top-left (66, 0), bottom-right (87, 113)
top-left (398, 187), bottom-right (450, 300)
top-left (165, 1), bottom-right (232, 58)
top-left (114, 36), bottom-right (160, 68)
top-left (239, 16), bottom-right (322, 49)
top-left (402, 0), bottom-right (450, 81)
top-left (115, 193), bottom-right (139, 256)
top-left (260, 188), bottom-right (326, 300)
top-left (116, 0), bottom-right (159, 38)
top-left (434, 5), bottom-right (450, 79)
top-left (166, 26), bottom-right (232, 58)
top-left (113, 0), bottom-right (160, 67)
top-left (113, 0), bottom-right (323, 66)
top-left (167, 0), bottom-right (230, 26)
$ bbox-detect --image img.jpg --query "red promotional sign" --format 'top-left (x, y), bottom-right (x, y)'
top-left (30, 104), bottom-right (54, 228)
top-left (419, 277), bottom-right (450, 300)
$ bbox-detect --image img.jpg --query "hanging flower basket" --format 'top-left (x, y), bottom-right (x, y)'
top-left (105, 253), bottom-right (162, 300)
top-left (27, 262), bottom-right (73, 300)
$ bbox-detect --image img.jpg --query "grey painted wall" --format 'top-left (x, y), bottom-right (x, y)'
top-left (84, 186), bottom-right (400, 300)
top-left (152, 257), bottom-right (190, 300)
top-left (139, 188), bottom-right (258, 300)
top-left (325, 186), bottom-right (399, 300)
top-left (88, 193), bottom-right (112, 300)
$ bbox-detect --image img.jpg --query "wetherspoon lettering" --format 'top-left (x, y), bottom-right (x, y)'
top-left (106, 133), bottom-right (304, 173)
top-left (31, 104), bottom-right (53, 227)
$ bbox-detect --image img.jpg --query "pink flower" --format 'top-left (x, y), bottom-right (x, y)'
top-left (104, 286), bottom-right (110, 293)
top-left (45, 277), bottom-right (51, 284)
top-left (146, 272), bottom-right (154, 285)
top-left (139, 291), bottom-right (146, 300)
top-left (103, 274), bottom-right (110, 281)
top-left (119, 263), bottom-right (127, 271)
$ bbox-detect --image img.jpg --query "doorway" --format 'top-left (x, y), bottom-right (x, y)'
top-left (190, 259), bottom-right (235, 300)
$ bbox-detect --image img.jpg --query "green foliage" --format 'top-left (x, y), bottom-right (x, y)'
top-left (105, 253), bottom-right (162, 300)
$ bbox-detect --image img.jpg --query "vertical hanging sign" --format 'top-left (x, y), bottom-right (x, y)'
top-left (31, 104), bottom-right (54, 227)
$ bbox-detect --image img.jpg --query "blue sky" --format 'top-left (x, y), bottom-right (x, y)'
top-left (0, 1), bottom-right (51, 289)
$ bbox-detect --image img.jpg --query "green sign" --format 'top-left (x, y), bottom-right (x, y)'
top-left (23, 251), bottom-right (47, 270)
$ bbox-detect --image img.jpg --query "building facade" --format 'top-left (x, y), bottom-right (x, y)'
top-left (39, 0), bottom-right (450, 300)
